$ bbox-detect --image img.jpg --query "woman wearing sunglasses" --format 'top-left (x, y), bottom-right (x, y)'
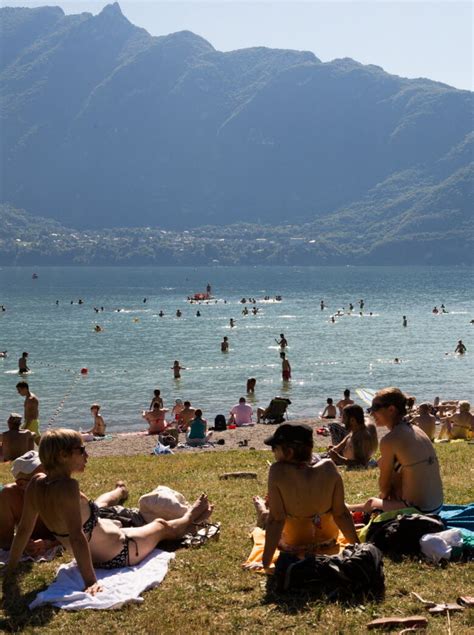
top-left (349, 387), bottom-right (443, 515)
top-left (5, 428), bottom-right (213, 594)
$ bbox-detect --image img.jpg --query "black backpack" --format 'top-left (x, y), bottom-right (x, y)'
top-left (274, 543), bottom-right (384, 599)
top-left (366, 513), bottom-right (445, 556)
top-left (214, 414), bottom-right (227, 431)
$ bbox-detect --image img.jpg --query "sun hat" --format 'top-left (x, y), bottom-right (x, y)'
top-left (11, 450), bottom-right (41, 479)
top-left (264, 423), bottom-right (313, 447)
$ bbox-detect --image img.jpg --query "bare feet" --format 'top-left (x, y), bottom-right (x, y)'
top-left (253, 495), bottom-right (269, 529)
top-left (189, 494), bottom-right (213, 526)
top-left (115, 481), bottom-right (129, 504)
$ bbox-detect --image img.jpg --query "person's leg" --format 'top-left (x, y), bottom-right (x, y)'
top-left (95, 481), bottom-right (129, 508)
top-left (257, 407), bottom-right (265, 423)
top-left (253, 496), bottom-right (269, 529)
top-left (124, 494), bottom-right (213, 565)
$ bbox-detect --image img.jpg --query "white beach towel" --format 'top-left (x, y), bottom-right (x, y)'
top-left (0, 545), bottom-right (62, 566)
top-left (29, 549), bottom-right (175, 611)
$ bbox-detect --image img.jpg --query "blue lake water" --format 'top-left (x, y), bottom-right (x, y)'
top-left (0, 266), bottom-right (472, 433)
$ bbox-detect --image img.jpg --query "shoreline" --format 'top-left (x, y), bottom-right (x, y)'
top-left (85, 419), bottom-right (390, 458)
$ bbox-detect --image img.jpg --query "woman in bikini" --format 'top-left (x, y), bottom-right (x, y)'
top-left (348, 387), bottom-right (444, 515)
top-left (253, 423), bottom-right (359, 570)
top-left (5, 429), bottom-right (213, 594)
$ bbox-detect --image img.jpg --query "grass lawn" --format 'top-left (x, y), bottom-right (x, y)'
top-left (1, 444), bottom-right (473, 634)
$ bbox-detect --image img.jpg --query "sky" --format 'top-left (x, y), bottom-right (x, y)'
top-left (1, 1), bottom-right (472, 90)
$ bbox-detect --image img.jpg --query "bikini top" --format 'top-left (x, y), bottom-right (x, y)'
top-left (51, 499), bottom-right (99, 541)
top-left (394, 454), bottom-right (437, 473)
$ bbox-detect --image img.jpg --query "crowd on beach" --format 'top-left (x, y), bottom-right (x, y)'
top-left (1, 384), bottom-right (472, 601)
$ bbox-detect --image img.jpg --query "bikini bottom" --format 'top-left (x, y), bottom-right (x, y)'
top-left (94, 536), bottom-right (139, 569)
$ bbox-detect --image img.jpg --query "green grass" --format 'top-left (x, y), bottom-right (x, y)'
top-left (1, 444), bottom-right (473, 634)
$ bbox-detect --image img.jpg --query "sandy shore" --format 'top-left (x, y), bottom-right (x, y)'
top-left (86, 419), bottom-right (389, 458)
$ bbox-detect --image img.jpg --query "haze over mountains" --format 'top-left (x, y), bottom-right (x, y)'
top-left (0, 3), bottom-right (472, 264)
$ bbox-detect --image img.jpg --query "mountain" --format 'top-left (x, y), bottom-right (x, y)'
top-left (0, 3), bottom-right (472, 264)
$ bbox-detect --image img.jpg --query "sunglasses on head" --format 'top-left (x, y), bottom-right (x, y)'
top-left (72, 446), bottom-right (86, 454)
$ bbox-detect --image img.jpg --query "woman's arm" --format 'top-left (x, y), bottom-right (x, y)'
top-left (378, 436), bottom-right (395, 499)
top-left (331, 467), bottom-right (359, 544)
top-left (61, 481), bottom-right (101, 594)
top-left (4, 481), bottom-right (39, 573)
top-left (262, 465), bottom-right (286, 568)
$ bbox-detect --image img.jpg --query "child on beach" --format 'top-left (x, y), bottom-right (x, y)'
top-left (87, 404), bottom-right (106, 437)
top-left (321, 398), bottom-right (337, 419)
top-left (172, 399), bottom-right (184, 421)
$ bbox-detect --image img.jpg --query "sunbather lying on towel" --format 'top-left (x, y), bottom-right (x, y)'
top-left (4, 429), bottom-right (213, 595)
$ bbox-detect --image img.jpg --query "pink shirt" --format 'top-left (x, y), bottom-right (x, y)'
top-left (230, 403), bottom-right (253, 426)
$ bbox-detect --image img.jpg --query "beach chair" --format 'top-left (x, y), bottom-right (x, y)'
top-left (262, 397), bottom-right (291, 424)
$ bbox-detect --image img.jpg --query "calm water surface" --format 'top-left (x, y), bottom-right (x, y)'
top-left (0, 266), bottom-right (472, 433)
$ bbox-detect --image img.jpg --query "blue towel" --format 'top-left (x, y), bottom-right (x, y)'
top-left (439, 503), bottom-right (474, 532)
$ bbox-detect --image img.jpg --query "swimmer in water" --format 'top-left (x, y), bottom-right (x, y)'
top-left (94, 325), bottom-right (102, 332)
top-left (246, 377), bottom-right (256, 394)
top-left (176, 309), bottom-right (182, 318)
top-left (455, 340), bottom-right (467, 355)
top-left (221, 336), bottom-right (229, 352)
top-left (172, 360), bottom-right (185, 379)
top-left (196, 310), bottom-right (201, 317)
top-left (394, 358), bottom-right (400, 363)
top-left (280, 352), bottom-right (291, 382)
top-left (403, 316), bottom-right (407, 327)
top-left (18, 352), bottom-right (29, 374)
top-left (320, 300), bottom-right (325, 310)
top-left (230, 318), bottom-right (235, 328)
top-left (158, 311), bottom-right (164, 317)
top-left (0, 351), bottom-right (7, 358)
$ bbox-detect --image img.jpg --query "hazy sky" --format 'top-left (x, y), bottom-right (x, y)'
top-left (2, 1), bottom-right (472, 90)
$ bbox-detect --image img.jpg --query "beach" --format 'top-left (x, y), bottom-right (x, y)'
top-left (85, 419), bottom-right (390, 458)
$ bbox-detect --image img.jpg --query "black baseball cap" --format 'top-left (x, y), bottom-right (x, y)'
top-left (264, 423), bottom-right (313, 447)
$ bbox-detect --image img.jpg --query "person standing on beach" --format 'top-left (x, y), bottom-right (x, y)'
top-left (18, 352), bottom-right (29, 374)
top-left (16, 381), bottom-right (40, 443)
top-left (281, 352), bottom-right (291, 382)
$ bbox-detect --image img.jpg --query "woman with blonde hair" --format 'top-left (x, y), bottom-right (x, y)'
top-left (5, 428), bottom-right (212, 594)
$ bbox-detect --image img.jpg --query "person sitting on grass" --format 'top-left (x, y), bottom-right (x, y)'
top-left (328, 404), bottom-right (378, 468)
top-left (87, 404), bottom-right (106, 437)
top-left (411, 402), bottom-right (437, 441)
top-left (4, 429), bottom-right (213, 595)
top-left (348, 387), bottom-right (444, 515)
top-left (438, 401), bottom-right (474, 440)
top-left (186, 410), bottom-right (213, 447)
top-left (251, 424), bottom-right (359, 571)
top-left (1, 413), bottom-right (34, 462)
top-left (142, 402), bottom-right (169, 435)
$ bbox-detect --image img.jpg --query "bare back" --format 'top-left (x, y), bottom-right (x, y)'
top-left (2, 429), bottom-right (34, 462)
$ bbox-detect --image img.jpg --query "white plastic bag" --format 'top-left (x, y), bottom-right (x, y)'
top-left (420, 528), bottom-right (463, 563)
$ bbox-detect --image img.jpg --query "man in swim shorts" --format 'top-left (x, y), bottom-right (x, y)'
top-left (18, 352), bottom-right (29, 374)
top-left (16, 381), bottom-right (40, 443)
top-left (328, 405), bottom-right (378, 468)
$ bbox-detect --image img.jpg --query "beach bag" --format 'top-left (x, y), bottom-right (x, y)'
top-left (275, 543), bottom-right (384, 598)
top-left (139, 486), bottom-right (190, 522)
top-left (214, 414), bottom-right (227, 431)
top-left (98, 505), bottom-right (146, 527)
top-left (366, 513), bottom-right (445, 556)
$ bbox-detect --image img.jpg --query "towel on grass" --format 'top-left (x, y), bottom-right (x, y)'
top-left (0, 545), bottom-right (62, 567)
top-left (29, 549), bottom-right (175, 611)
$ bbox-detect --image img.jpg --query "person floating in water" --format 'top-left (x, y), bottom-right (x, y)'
top-left (455, 340), bottom-right (467, 355)
top-left (94, 325), bottom-right (102, 332)
top-left (18, 352), bottom-right (29, 374)
top-left (158, 311), bottom-right (164, 317)
top-left (276, 333), bottom-right (288, 349)
top-left (172, 360), bottom-right (185, 379)
top-left (402, 316), bottom-right (407, 327)
top-left (280, 352), bottom-right (291, 382)
top-left (221, 336), bottom-right (229, 352)
top-left (196, 310), bottom-right (201, 317)
top-left (176, 309), bottom-right (182, 318)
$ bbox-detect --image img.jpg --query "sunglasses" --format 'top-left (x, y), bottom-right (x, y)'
top-left (370, 402), bottom-right (388, 412)
top-left (72, 446), bottom-right (87, 454)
